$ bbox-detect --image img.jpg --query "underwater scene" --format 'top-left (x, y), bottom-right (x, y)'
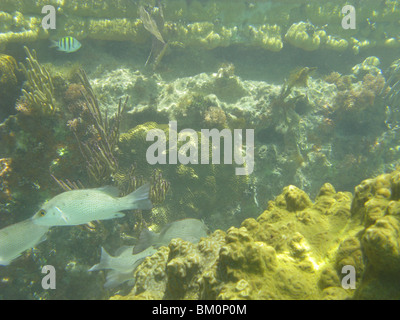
top-left (1, 0), bottom-right (400, 300)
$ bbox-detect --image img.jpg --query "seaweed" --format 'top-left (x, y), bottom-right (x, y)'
top-left (18, 46), bottom-right (56, 115)
top-left (72, 68), bottom-right (128, 185)
top-left (140, 5), bottom-right (168, 70)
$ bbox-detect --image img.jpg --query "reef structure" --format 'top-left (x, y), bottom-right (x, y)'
top-left (111, 168), bottom-right (400, 300)
top-left (0, 0), bottom-right (399, 53)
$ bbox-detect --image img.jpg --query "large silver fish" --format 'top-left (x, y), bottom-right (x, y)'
top-left (0, 219), bottom-right (49, 266)
top-left (32, 184), bottom-right (152, 227)
top-left (132, 218), bottom-right (208, 254)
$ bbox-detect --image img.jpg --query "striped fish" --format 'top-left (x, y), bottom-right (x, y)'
top-left (50, 36), bottom-right (81, 53)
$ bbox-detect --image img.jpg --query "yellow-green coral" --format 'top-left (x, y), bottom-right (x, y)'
top-left (285, 22), bottom-right (322, 51)
top-left (0, 53), bottom-right (19, 90)
top-left (118, 121), bottom-right (248, 223)
top-left (19, 46), bottom-right (56, 115)
top-left (107, 167), bottom-right (400, 300)
top-left (109, 180), bottom-right (356, 300)
top-left (1, 0), bottom-right (400, 53)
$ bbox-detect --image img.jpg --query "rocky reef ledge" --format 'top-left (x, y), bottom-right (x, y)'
top-left (111, 168), bottom-right (400, 300)
top-left (1, 0), bottom-right (400, 53)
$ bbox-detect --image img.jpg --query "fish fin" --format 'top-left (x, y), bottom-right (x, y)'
top-left (49, 40), bottom-right (58, 48)
top-left (132, 228), bottom-right (158, 254)
top-left (55, 206), bottom-right (69, 223)
top-left (89, 247), bottom-right (112, 272)
top-left (0, 259), bottom-right (12, 266)
top-left (110, 212), bottom-right (125, 219)
top-left (115, 245), bottom-right (135, 256)
top-left (120, 183), bottom-right (152, 211)
top-left (133, 199), bottom-right (153, 210)
top-left (37, 233), bottom-right (48, 245)
top-left (104, 270), bottom-right (135, 288)
top-left (95, 185), bottom-right (120, 197)
top-left (99, 212), bottom-right (125, 221)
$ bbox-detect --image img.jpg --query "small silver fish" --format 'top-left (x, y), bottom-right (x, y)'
top-left (88, 246), bottom-right (157, 288)
top-left (50, 36), bottom-right (81, 53)
top-left (132, 218), bottom-right (208, 254)
top-left (32, 184), bottom-right (152, 227)
top-left (0, 219), bottom-right (49, 266)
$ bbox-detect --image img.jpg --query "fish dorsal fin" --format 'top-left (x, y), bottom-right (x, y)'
top-left (115, 245), bottom-right (135, 256)
top-left (95, 186), bottom-right (120, 197)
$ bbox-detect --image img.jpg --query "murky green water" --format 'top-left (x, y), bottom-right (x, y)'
top-left (0, 0), bottom-right (400, 300)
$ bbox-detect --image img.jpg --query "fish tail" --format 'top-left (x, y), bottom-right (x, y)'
top-left (120, 183), bottom-right (152, 211)
top-left (49, 40), bottom-right (58, 48)
top-left (88, 247), bottom-right (111, 272)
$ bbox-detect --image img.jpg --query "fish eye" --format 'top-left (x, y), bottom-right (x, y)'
top-left (38, 209), bottom-right (46, 217)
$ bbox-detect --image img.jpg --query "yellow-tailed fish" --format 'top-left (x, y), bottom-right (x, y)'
top-left (50, 36), bottom-right (81, 53)
top-left (32, 183), bottom-right (152, 227)
top-left (0, 219), bottom-right (49, 266)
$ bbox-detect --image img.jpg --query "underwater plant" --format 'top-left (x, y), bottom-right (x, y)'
top-left (149, 169), bottom-right (170, 204)
top-left (381, 58), bottom-right (400, 109)
top-left (113, 166), bottom-right (170, 205)
top-left (278, 67), bottom-right (316, 101)
top-left (0, 158), bottom-right (12, 202)
top-left (140, 5), bottom-right (168, 70)
top-left (18, 46), bottom-right (56, 115)
top-left (50, 174), bottom-right (85, 192)
top-left (0, 53), bottom-right (20, 118)
top-left (72, 69), bottom-right (128, 186)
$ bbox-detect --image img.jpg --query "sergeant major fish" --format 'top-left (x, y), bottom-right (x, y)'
top-left (32, 184), bottom-right (152, 227)
top-left (50, 36), bottom-right (81, 53)
top-left (0, 219), bottom-right (49, 266)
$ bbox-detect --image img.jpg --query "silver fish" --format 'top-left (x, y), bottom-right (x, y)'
top-left (88, 246), bottom-right (157, 288)
top-left (0, 219), bottom-right (49, 266)
top-left (50, 36), bottom-right (81, 53)
top-left (32, 184), bottom-right (152, 227)
top-left (132, 218), bottom-right (208, 254)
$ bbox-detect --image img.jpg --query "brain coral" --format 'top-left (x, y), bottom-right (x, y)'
top-left (111, 182), bottom-right (355, 300)
top-left (110, 168), bottom-right (400, 300)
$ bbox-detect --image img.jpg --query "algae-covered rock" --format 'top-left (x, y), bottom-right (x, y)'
top-left (110, 169), bottom-right (400, 300)
top-left (274, 185), bottom-right (313, 212)
top-left (1, 0), bottom-right (400, 53)
top-left (118, 121), bottom-right (249, 226)
top-left (111, 180), bottom-right (359, 300)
